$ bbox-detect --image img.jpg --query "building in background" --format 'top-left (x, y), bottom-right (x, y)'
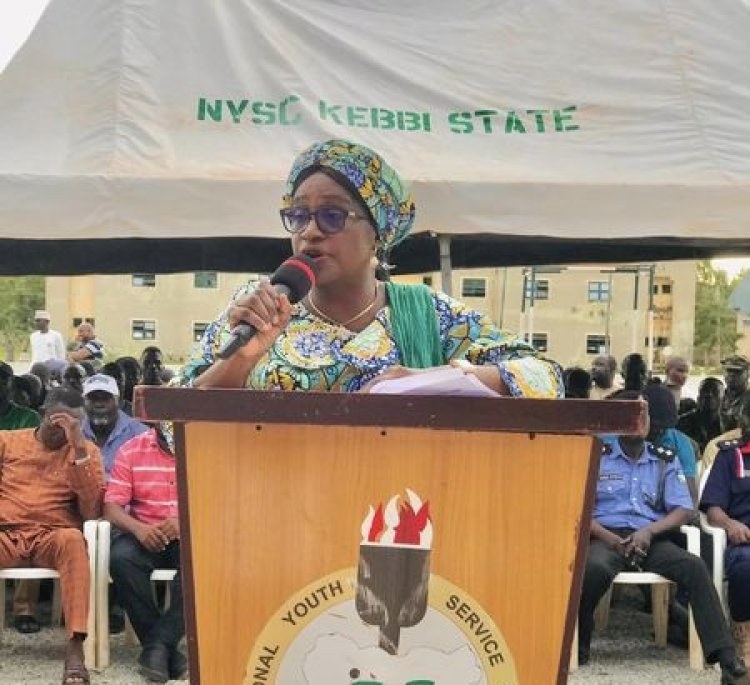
top-left (402, 260), bottom-right (696, 369)
top-left (730, 271), bottom-right (750, 360)
top-left (45, 272), bottom-right (260, 362)
top-left (45, 261), bottom-right (696, 367)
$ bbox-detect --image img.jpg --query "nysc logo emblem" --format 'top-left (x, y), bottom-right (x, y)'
top-left (244, 490), bottom-right (518, 685)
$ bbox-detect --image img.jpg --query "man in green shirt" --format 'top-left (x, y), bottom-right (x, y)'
top-left (0, 361), bottom-right (42, 634)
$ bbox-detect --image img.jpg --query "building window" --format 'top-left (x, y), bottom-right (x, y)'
top-left (194, 272), bottom-right (218, 289)
top-left (661, 283), bottom-right (672, 294)
top-left (524, 332), bottom-right (549, 353)
top-left (132, 273), bottom-right (156, 287)
top-left (132, 320), bottom-right (156, 340)
top-left (72, 317), bottom-right (95, 328)
top-left (644, 336), bottom-right (670, 347)
top-left (193, 322), bottom-right (209, 342)
top-left (743, 319), bottom-right (750, 328)
top-left (586, 334), bottom-right (608, 355)
top-left (525, 279), bottom-right (549, 301)
top-left (587, 281), bottom-right (610, 302)
top-left (422, 276), bottom-right (433, 287)
top-left (461, 277), bottom-right (487, 298)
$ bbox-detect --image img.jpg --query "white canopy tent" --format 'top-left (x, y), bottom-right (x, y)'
top-left (1, 0), bottom-right (750, 274)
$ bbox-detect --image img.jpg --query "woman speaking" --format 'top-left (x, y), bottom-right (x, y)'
top-left (183, 139), bottom-right (562, 397)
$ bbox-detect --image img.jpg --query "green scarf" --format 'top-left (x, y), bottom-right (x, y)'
top-left (385, 282), bottom-right (444, 369)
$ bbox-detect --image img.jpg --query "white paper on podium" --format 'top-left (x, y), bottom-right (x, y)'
top-left (368, 367), bottom-right (500, 398)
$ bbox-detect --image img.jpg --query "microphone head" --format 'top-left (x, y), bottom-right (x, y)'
top-left (269, 254), bottom-right (319, 303)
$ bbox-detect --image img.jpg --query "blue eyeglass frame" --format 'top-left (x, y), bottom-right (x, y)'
top-left (279, 206), bottom-right (365, 235)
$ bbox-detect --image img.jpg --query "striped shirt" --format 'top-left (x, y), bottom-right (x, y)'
top-left (105, 429), bottom-right (178, 525)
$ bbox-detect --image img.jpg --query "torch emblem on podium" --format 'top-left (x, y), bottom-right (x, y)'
top-left (356, 489), bottom-right (432, 655)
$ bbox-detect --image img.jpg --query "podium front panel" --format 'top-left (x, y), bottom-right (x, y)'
top-left (177, 421), bottom-right (598, 685)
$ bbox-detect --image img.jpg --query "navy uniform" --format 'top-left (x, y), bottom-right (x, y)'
top-left (579, 439), bottom-right (734, 668)
top-left (701, 437), bottom-right (750, 622)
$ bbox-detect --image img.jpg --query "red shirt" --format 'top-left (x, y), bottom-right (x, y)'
top-left (105, 429), bottom-right (178, 525)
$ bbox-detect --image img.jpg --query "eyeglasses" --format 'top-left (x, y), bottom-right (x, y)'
top-left (279, 206), bottom-right (366, 235)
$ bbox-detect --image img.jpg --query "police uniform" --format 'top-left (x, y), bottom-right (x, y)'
top-left (700, 437), bottom-right (750, 622)
top-left (579, 439), bottom-right (733, 663)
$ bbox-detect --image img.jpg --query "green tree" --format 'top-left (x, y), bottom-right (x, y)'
top-left (694, 260), bottom-right (744, 368)
top-left (0, 277), bottom-right (45, 361)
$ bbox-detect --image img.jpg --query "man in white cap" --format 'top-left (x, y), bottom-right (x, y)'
top-left (29, 310), bottom-right (65, 365)
top-left (81, 373), bottom-right (148, 635)
top-left (81, 374), bottom-right (148, 480)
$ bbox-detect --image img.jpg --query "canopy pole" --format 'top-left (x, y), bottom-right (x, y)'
top-left (647, 264), bottom-right (656, 371)
top-left (439, 235), bottom-right (453, 297)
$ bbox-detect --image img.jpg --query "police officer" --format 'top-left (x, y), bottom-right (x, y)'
top-left (721, 355), bottom-right (750, 433)
top-left (701, 391), bottom-right (750, 664)
top-left (578, 391), bottom-right (747, 683)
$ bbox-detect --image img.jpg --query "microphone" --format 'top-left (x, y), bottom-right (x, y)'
top-left (216, 254), bottom-right (319, 360)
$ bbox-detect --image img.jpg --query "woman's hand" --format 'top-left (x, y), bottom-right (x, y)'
top-left (449, 360), bottom-right (509, 395)
top-left (227, 279), bottom-right (292, 358)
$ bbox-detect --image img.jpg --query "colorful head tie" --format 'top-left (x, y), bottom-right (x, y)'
top-left (283, 139), bottom-right (415, 251)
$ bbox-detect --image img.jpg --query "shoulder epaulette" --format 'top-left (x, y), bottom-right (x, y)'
top-left (650, 444), bottom-right (676, 462)
top-left (718, 439), bottom-right (741, 451)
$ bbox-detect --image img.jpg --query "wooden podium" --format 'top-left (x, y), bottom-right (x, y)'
top-left (136, 388), bottom-right (643, 685)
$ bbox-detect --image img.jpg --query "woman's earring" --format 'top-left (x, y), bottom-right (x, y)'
top-left (375, 245), bottom-right (395, 281)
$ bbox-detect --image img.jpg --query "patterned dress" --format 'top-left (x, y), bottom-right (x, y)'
top-left (181, 285), bottom-right (563, 398)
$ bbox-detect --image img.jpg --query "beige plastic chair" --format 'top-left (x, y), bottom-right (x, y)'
top-left (569, 524), bottom-right (703, 672)
top-left (95, 520), bottom-right (178, 669)
top-left (0, 520), bottom-right (98, 669)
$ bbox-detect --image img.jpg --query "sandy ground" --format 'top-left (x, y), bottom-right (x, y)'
top-left (0, 586), bottom-right (734, 684)
top-left (0, 630), bottom-right (188, 685)
top-left (0, 591), bottom-right (187, 685)
top-left (569, 586), bottom-right (728, 685)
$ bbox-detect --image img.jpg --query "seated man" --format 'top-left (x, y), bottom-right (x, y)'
top-left (104, 423), bottom-right (186, 683)
top-left (578, 390), bottom-right (748, 684)
top-left (81, 374), bottom-right (147, 480)
top-left (0, 387), bottom-right (105, 685)
top-left (67, 323), bottom-right (104, 370)
top-left (81, 373), bottom-right (148, 633)
top-left (0, 362), bottom-right (43, 634)
top-left (590, 354), bottom-right (621, 399)
top-left (700, 391), bottom-right (750, 662)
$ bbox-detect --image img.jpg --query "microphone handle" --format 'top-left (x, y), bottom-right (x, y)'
top-left (215, 284), bottom-right (292, 360)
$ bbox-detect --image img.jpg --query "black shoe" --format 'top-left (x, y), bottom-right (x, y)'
top-left (13, 615), bottom-right (40, 634)
top-left (138, 644), bottom-right (170, 683)
top-left (168, 648), bottom-right (188, 680)
top-left (721, 657), bottom-right (749, 685)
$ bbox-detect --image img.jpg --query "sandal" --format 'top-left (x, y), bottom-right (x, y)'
top-left (62, 664), bottom-right (90, 684)
top-left (13, 615), bottom-right (40, 634)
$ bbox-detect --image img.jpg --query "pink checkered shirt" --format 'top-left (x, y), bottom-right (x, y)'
top-left (104, 429), bottom-right (178, 525)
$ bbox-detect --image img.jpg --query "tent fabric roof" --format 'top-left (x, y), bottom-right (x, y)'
top-left (1, 0), bottom-right (750, 274)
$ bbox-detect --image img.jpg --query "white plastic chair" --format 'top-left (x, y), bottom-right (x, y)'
top-left (569, 524), bottom-right (703, 672)
top-left (0, 570), bottom-right (62, 632)
top-left (697, 465), bottom-right (729, 619)
top-left (95, 520), bottom-right (178, 669)
top-left (0, 520), bottom-right (98, 669)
